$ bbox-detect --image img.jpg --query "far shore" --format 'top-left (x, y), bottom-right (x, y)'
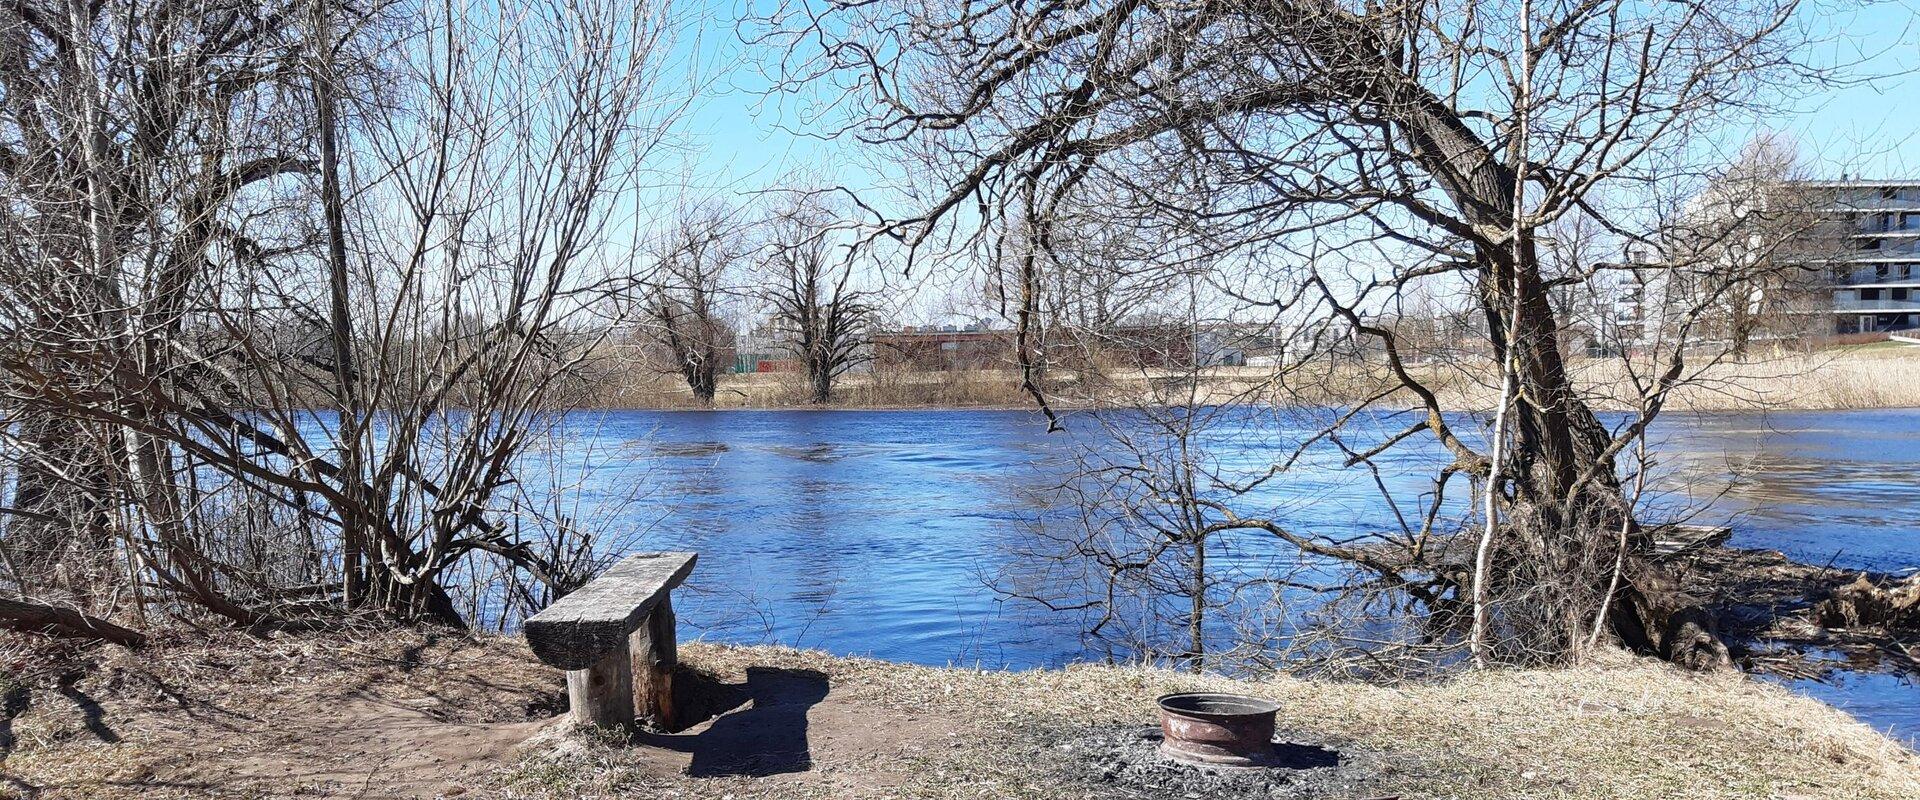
top-left (584, 342), bottom-right (1920, 415)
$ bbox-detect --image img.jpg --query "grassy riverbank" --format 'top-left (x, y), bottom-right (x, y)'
top-left (4, 628), bottom-right (1915, 799)
top-left (590, 342), bottom-right (1920, 413)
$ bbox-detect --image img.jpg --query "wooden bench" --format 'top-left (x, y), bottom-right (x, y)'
top-left (524, 551), bottom-right (696, 729)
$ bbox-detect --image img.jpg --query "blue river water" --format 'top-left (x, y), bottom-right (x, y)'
top-left (544, 407), bottom-right (1919, 744)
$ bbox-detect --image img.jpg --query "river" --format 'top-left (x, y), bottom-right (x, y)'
top-left (549, 406), bottom-right (1919, 744)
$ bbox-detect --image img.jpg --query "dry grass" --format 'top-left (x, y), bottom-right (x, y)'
top-left (580, 343), bottom-right (1920, 413)
top-left (7, 631), bottom-right (1912, 799)
top-left (587, 368), bottom-right (1039, 410)
top-left (1564, 346), bottom-right (1920, 412)
top-left (1335, 344), bottom-right (1920, 414)
top-left (601, 644), bottom-right (1918, 800)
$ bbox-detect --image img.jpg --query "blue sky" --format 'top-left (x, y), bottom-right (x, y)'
top-left (661, 1), bottom-right (1920, 199)
top-left (636, 1), bottom-right (1918, 324)
top-left (1763, 2), bottom-right (1920, 177)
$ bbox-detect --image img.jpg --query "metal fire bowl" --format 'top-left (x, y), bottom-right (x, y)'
top-left (1156, 692), bottom-right (1282, 768)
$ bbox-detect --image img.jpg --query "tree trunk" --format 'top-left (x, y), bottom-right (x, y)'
top-left (1388, 84), bottom-right (1709, 664)
top-left (1188, 534), bottom-right (1205, 672)
top-left (685, 356), bottom-right (717, 406)
top-left (806, 353), bottom-right (832, 404)
top-left (4, 415), bottom-right (113, 585)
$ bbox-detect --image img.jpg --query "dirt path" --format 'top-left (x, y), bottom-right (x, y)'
top-left (149, 696), bottom-right (547, 797)
top-left (0, 631), bottom-right (972, 799)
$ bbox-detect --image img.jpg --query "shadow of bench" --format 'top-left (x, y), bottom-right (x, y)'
top-left (524, 552), bottom-right (696, 729)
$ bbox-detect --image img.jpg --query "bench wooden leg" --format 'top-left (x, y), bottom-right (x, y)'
top-left (565, 639), bottom-right (634, 729)
top-left (632, 593), bottom-right (677, 729)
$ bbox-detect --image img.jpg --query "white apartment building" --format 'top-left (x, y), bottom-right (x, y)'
top-left (1800, 180), bottom-right (1920, 335)
top-left (1604, 178), bottom-right (1920, 348)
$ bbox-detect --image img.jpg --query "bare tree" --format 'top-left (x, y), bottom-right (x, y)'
top-left (1658, 135), bottom-right (1834, 356)
top-left (765, 0), bottom-right (1836, 668)
top-left (1, 0), bottom-right (683, 635)
top-left (757, 194), bottom-right (874, 405)
top-left (996, 278), bottom-right (1324, 674)
top-left (1, 0), bottom-right (330, 621)
top-left (643, 203), bottom-right (745, 405)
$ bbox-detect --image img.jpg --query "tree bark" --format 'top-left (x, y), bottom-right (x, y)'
top-left (311, 0), bottom-right (368, 609)
top-left (0, 598), bottom-right (147, 648)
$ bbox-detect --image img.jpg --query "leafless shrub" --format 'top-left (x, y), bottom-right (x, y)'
top-left (0, 0), bottom-right (686, 635)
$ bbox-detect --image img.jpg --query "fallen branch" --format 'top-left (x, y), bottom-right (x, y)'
top-left (0, 598), bottom-right (148, 648)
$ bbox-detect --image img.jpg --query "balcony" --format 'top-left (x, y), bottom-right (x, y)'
top-left (1830, 267), bottom-right (1920, 286)
top-left (1816, 193), bottom-right (1920, 213)
top-left (1807, 247), bottom-right (1920, 265)
top-left (1833, 296), bottom-right (1920, 312)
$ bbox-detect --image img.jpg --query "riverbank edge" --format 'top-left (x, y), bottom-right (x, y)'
top-left (4, 627), bottom-right (1916, 799)
top-left (573, 397), bottom-right (1920, 414)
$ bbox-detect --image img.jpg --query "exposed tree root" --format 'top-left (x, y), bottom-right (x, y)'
top-left (1613, 558), bottom-right (1735, 671)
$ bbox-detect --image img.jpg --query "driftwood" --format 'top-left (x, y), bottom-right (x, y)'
top-left (1653, 544), bottom-right (1920, 680)
top-left (1648, 524), bottom-right (1733, 558)
top-left (0, 598), bottom-right (147, 648)
top-left (1816, 574), bottom-right (1920, 631)
top-left (524, 552), bottom-right (694, 729)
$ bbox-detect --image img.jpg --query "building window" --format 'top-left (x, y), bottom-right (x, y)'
top-left (1895, 289), bottom-right (1911, 301)
top-left (1861, 288), bottom-right (1883, 300)
top-left (1884, 187), bottom-right (1900, 200)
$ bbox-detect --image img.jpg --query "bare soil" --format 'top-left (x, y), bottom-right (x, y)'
top-left (0, 629), bottom-right (979, 799)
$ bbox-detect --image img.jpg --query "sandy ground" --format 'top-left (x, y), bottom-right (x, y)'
top-left (2, 629), bottom-right (1916, 799)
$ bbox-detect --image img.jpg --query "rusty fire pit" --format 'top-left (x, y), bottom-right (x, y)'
top-left (1156, 692), bottom-right (1283, 768)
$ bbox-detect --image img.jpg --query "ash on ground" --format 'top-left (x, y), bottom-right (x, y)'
top-left (1048, 726), bottom-right (1382, 799)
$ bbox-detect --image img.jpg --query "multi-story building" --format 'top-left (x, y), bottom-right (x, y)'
top-left (1604, 178), bottom-right (1920, 349)
top-left (1798, 179), bottom-right (1920, 335)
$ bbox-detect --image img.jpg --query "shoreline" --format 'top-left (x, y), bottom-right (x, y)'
top-left (566, 398), bottom-right (1920, 414)
top-left (583, 343), bottom-right (1920, 414)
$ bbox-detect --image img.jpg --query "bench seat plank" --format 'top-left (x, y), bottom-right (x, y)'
top-left (524, 551), bottom-right (696, 671)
